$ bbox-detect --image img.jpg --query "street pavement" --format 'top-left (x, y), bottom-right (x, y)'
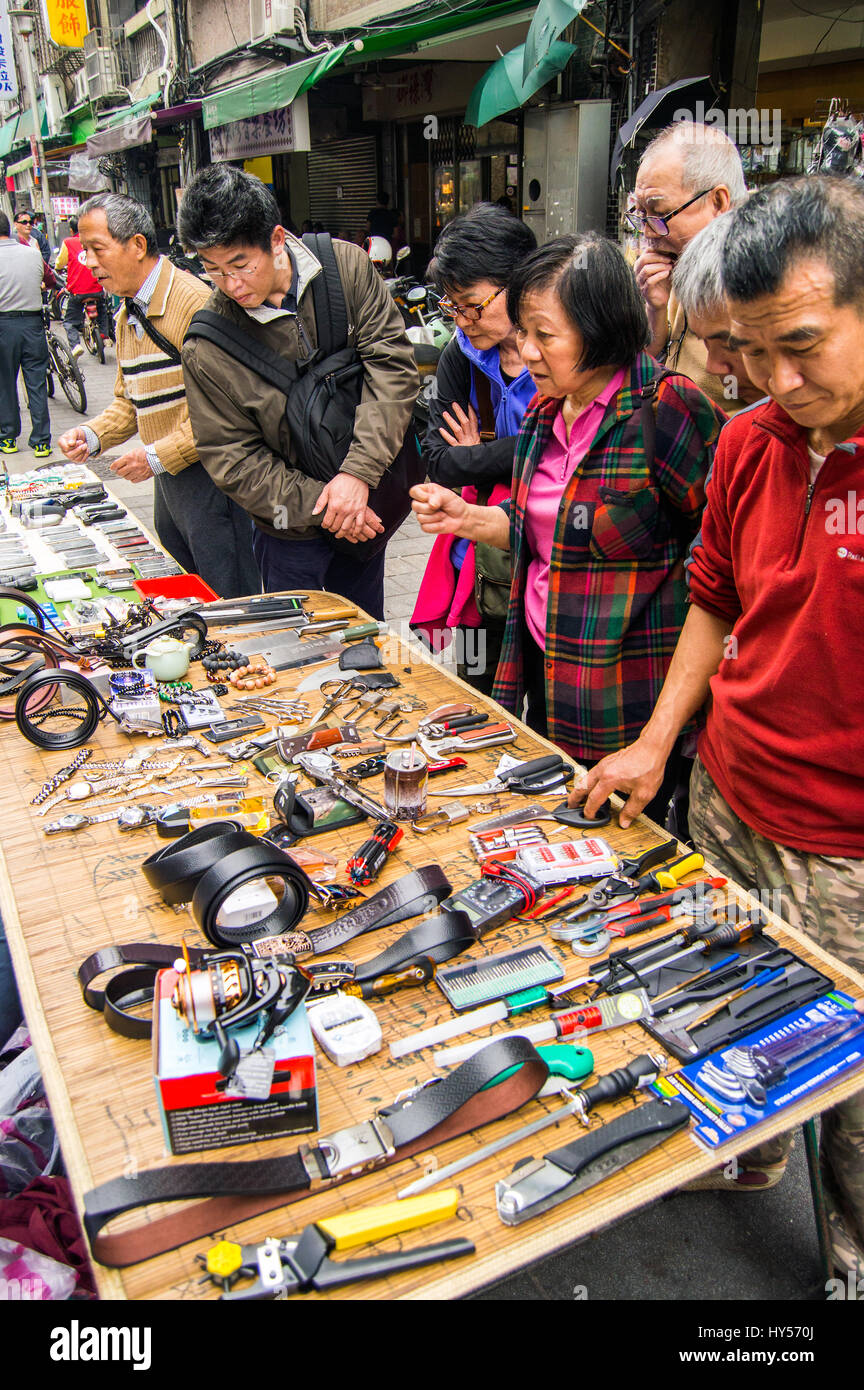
top-left (9, 348), bottom-right (827, 1303)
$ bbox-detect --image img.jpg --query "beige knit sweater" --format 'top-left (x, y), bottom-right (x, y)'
top-left (87, 258), bottom-right (211, 475)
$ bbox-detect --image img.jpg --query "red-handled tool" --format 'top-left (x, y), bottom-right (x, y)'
top-left (347, 820), bottom-right (404, 886)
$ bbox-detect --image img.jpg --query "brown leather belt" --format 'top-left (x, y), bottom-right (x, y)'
top-left (83, 1036), bottom-right (548, 1267)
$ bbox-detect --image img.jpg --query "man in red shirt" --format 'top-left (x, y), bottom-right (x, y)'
top-left (55, 216), bottom-right (112, 358)
top-left (581, 174), bottom-right (864, 1281)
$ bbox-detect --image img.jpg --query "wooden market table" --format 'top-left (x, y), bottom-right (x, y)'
top-left (2, 591), bottom-right (863, 1301)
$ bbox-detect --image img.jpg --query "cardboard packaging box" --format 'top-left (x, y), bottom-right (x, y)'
top-left (153, 967), bottom-right (317, 1156)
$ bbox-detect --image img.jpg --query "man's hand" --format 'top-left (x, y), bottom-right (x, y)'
top-left (572, 735), bottom-right (669, 829)
top-left (411, 482), bottom-right (471, 536)
top-left (110, 448), bottom-right (153, 483)
top-left (634, 248), bottom-right (676, 313)
top-left (57, 427), bottom-right (91, 463)
top-left (312, 474), bottom-right (376, 541)
top-left (440, 402), bottom-right (482, 449)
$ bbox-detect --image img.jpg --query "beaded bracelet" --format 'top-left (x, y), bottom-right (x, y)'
top-left (227, 661), bottom-right (277, 691)
top-left (202, 649), bottom-right (246, 682)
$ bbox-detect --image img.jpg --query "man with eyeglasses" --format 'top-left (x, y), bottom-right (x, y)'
top-left (57, 193), bottom-right (259, 598)
top-left (628, 121), bottom-right (748, 408)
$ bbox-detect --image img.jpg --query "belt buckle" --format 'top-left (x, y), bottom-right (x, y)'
top-left (317, 1116), bottom-right (396, 1179)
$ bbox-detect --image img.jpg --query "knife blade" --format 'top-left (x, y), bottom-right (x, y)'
top-left (494, 1098), bottom-right (691, 1225)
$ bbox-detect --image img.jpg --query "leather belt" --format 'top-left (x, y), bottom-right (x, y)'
top-left (278, 865), bottom-right (452, 958)
top-left (191, 840), bottom-right (312, 946)
top-left (83, 1035), bottom-right (548, 1267)
top-left (78, 942), bottom-right (209, 1039)
top-left (353, 909), bottom-right (476, 984)
top-left (141, 822), bottom-right (252, 905)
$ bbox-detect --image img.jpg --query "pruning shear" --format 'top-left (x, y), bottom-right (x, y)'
top-left (428, 753), bottom-right (575, 798)
top-left (198, 1190), bottom-right (474, 1299)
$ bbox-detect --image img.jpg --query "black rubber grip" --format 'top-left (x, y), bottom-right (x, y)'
top-left (579, 1053), bottom-right (661, 1112)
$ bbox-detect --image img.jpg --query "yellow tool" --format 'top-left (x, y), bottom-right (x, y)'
top-left (199, 1189), bottom-right (474, 1299)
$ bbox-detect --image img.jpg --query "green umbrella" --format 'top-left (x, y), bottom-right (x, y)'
top-left (465, 40), bottom-right (576, 129)
top-left (523, 0), bottom-right (588, 83)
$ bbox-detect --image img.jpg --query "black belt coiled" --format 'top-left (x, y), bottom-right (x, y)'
top-left (141, 821), bottom-right (312, 947)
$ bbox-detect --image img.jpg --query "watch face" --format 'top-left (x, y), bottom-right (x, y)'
top-left (117, 806), bottom-right (150, 830)
top-left (47, 814), bottom-right (89, 834)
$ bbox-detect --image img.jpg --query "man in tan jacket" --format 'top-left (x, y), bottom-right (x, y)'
top-left (57, 194), bottom-right (258, 599)
top-left (178, 166), bottom-right (419, 618)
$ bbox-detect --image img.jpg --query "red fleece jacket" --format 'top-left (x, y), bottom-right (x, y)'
top-left (687, 399), bottom-right (864, 856)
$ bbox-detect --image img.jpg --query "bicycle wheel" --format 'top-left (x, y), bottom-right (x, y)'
top-left (46, 369), bottom-right (54, 398)
top-left (83, 320), bottom-right (105, 363)
top-left (50, 337), bottom-right (87, 414)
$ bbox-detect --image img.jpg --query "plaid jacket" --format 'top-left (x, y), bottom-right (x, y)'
top-left (492, 352), bottom-right (726, 761)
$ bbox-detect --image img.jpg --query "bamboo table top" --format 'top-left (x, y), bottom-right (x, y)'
top-left (2, 591), bottom-right (863, 1302)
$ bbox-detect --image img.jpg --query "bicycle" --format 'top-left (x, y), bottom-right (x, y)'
top-left (43, 306), bottom-right (87, 414)
top-left (80, 293), bottom-right (111, 364)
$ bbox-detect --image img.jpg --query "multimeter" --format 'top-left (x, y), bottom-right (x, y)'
top-left (444, 871), bottom-right (542, 936)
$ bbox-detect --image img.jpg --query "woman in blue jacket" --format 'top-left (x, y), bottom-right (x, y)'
top-left (412, 203), bottom-right (536, 694)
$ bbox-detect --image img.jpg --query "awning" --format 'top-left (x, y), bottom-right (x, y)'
top-left (154, 100), bottom-right (203, 125)
top-left (202, 44), bottom-right (353, 129)
top-left (465, 39), bottom-right (575, 128)
top-left (15, 103), bottom-right (49, 142)
top-left (202, 0), bottom-right (534, 131)
top-left (523, 0), bottom-right (588, 82)
top-left (86, 112), bottom-right (153, 156)
top-left (0, 116), bottom-right (18, 159)
top-left (7, 154), bottom-right (34, 175)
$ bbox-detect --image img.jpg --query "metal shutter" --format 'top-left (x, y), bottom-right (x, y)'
top-left (307, 136), bottom-right (378, 243)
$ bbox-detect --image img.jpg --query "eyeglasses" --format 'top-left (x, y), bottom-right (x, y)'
top-left (15, 218), bottom-right (32, 226)
top-left (439, 286), bottom-right (504, 323)
top-left (205, 258), bottom-right (262, 284)
top-left (625, 188), bottom-right (716, 236)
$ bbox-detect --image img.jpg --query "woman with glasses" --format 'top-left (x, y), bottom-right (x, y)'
top-left (412, 203), bottom-right (537, 695)
top-left (412, 233), bottom-right (725, 826)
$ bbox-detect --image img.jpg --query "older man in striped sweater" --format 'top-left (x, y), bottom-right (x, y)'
top-left (57, 194), bottom-right (258, 599)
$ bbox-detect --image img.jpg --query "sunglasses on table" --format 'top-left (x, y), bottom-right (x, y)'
top-left (625, 187), bottom-right (716, 236)
top-left (438, 286), bottom-right (504, 323)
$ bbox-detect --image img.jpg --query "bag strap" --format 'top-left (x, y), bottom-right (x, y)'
top-left (302, 231), bottom-right (348, 355)
top-left (184, 309), bottom-right (298, 395)
top-left (637, 368), bottom-right (672, 480)
top-left (471, 365), bottom-right (497, 441)
top-left (125, 300), bottom-right (182, 366)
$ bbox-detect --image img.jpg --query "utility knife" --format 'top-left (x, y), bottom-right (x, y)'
top-left (494, 1097), bottom-right (691, 1225)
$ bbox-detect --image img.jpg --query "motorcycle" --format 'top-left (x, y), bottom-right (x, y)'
top-left (167, 234), bottom-right (208, 281)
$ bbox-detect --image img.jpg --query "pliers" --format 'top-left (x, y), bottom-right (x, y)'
top-left (198, 1190), bottom-right (474, 1299)
top-left (564, 842), bottom-right (704, 919)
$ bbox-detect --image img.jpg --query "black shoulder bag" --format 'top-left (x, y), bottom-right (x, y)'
top-left (185, 233), bottom-right (422, 558)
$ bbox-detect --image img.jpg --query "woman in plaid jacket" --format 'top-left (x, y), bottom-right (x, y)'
top-left (412, 234), bottom-right (726, 823)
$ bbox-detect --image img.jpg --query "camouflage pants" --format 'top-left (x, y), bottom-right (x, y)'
top-left (689, 757), bottom-right (864, 1278)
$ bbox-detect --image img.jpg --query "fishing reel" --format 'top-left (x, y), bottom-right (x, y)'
top-left (172, 947), bottom-right (312, 1085)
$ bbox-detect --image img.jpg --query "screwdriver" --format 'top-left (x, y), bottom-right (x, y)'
top-left (432, 991), bottom-right (651, 1067)
top-left (594, 917), bottom-right (766, 987)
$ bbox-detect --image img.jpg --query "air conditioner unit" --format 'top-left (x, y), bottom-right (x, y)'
top-left (71, 68), bottom-right (89, 108)
top-left (249, 0), bottom-right (295, 43)
top-left (41, 74), bottom-right (67, 135)
top-left (85, 48), bottom-right (126, 104)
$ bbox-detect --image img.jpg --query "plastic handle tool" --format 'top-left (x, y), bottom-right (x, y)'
top-left (316, 1189), bottom-right (460, 1251)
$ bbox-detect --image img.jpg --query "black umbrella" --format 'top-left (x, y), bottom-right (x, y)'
top-left (609, 75), bottom-right (720, 191)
